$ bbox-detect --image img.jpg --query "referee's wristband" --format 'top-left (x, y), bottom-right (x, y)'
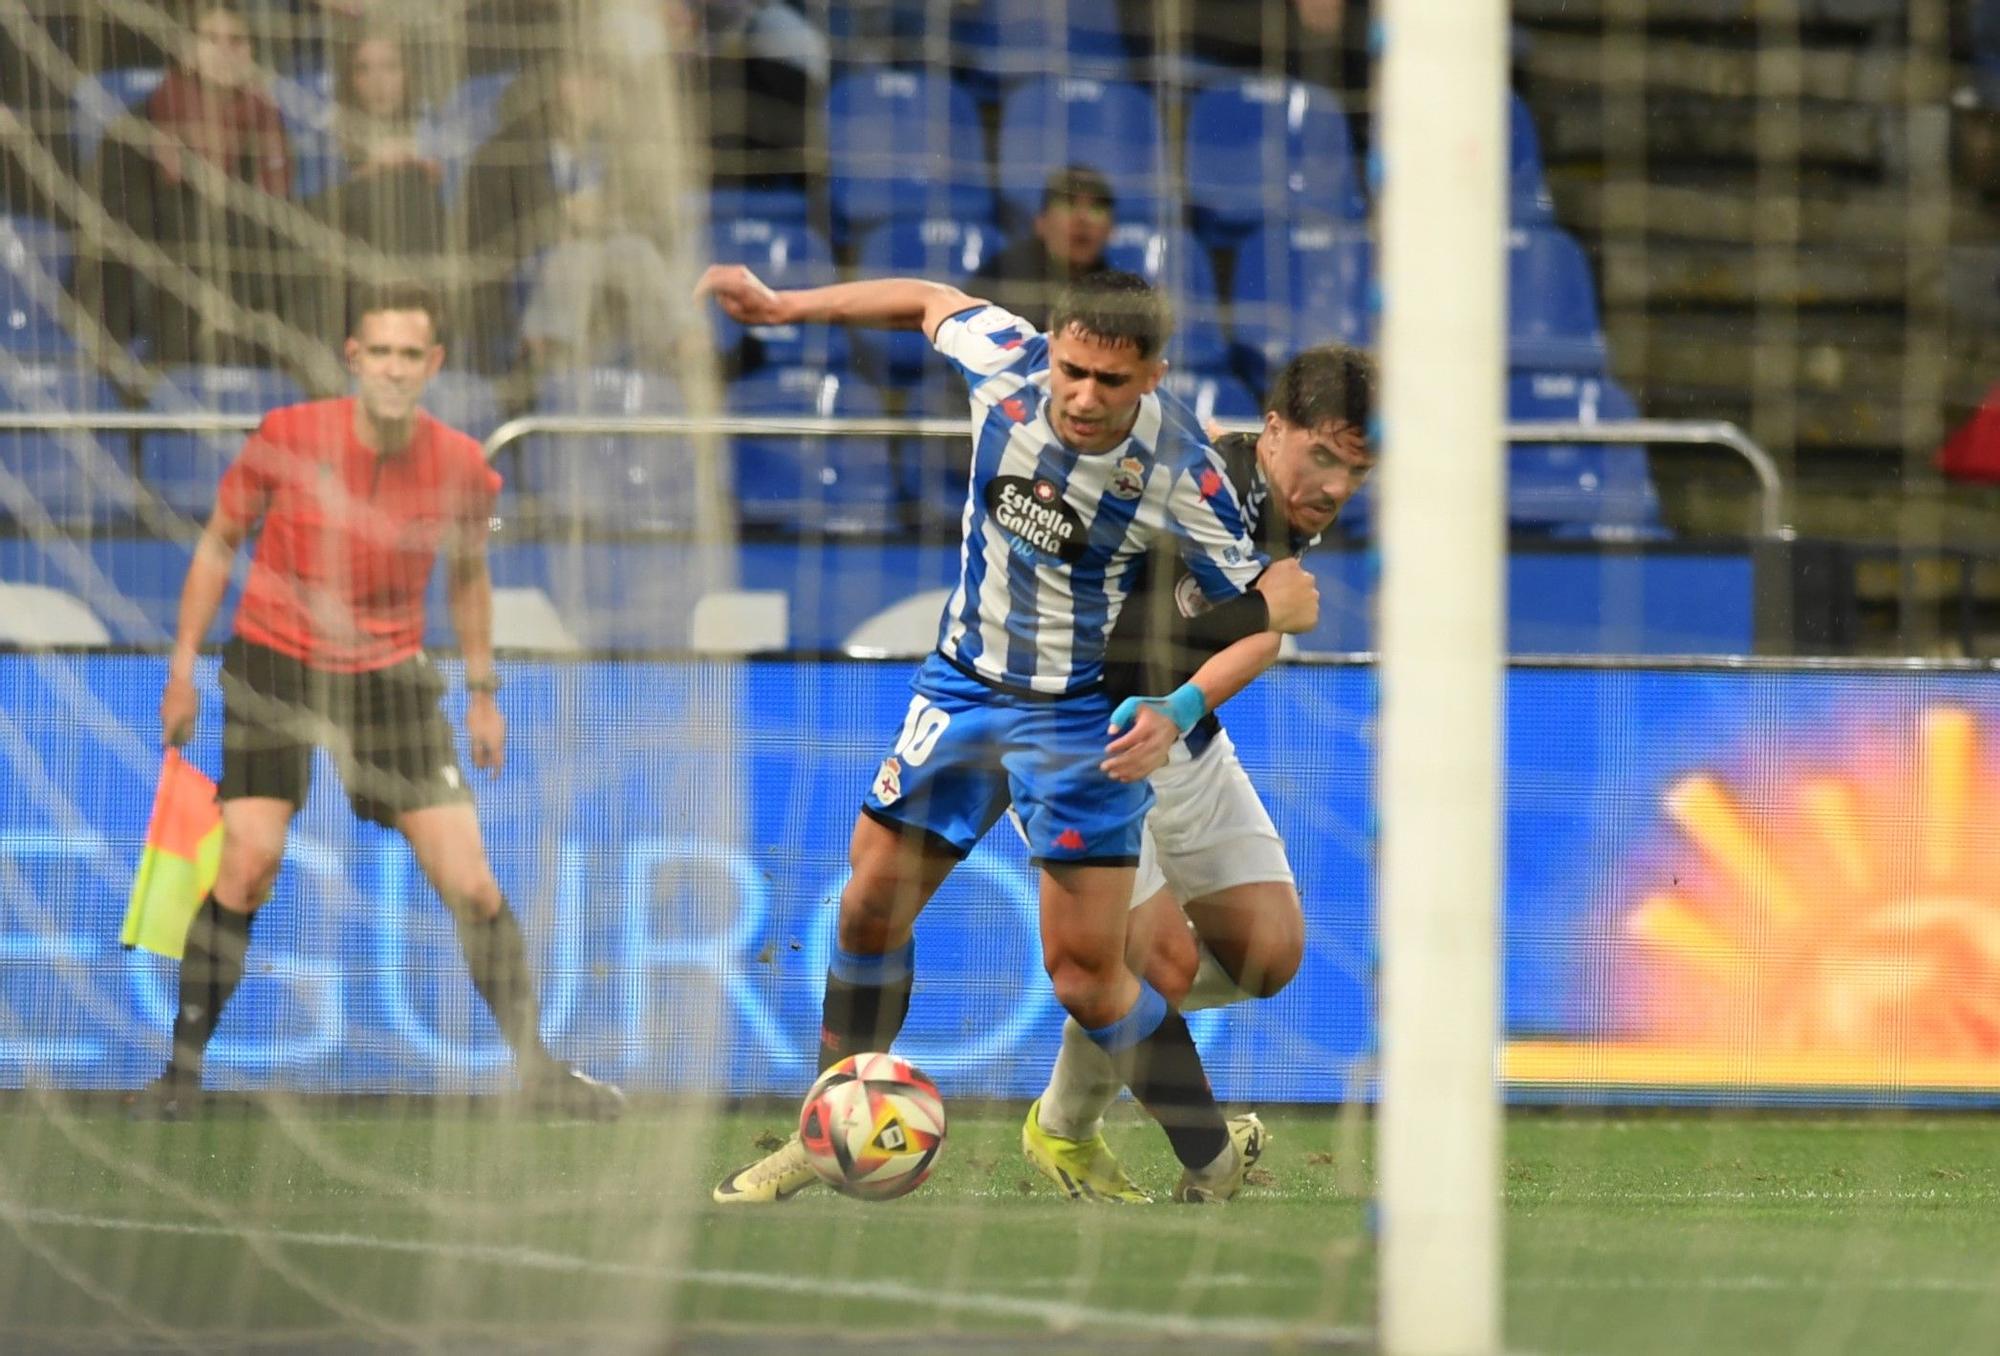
top-left (465, 673), bottom-right (502, 695)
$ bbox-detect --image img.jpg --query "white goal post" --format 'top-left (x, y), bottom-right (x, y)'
top-left (1376, 0), bottom-right (1507, 1352)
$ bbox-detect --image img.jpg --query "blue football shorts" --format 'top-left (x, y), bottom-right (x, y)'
top-left (861, 653), bottom-right (1153, 865)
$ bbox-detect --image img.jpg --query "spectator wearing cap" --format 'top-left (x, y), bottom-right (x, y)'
top-left (970, 165), bottom-right (1118, 332)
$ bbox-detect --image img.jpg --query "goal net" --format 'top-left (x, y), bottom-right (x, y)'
top-left (0, 0), bottom-right (1994, 1352)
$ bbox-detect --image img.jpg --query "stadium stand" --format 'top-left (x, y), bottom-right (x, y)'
top-left (994, 76), bottom-right (1166, 227)
top-left (728, 366), bottom-right (899, 534)
top-left (1506, 225), bottom-right (1608, 373)
top-left (0, 364), bottom-right (136, 527)
top-left (825, 69), bottom-right (993, 243)
top-left (1184, 76), bottom-right (1367, 248)
top-left (139, 366), bottom-right (304, 521)
top-left (851, 216), bottom-right (1002, 386)
top-left (1507, 369), bottom-right (1664, 540)
top-left (524, 367), bottom-right (695, 532)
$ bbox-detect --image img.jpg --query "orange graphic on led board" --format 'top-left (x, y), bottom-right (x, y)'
top-left (1505, 707), bottom-right (2000, 1092)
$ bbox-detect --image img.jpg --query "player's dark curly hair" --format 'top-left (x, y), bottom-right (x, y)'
top-left (1047, 271), bottom-right (1172, 360)
top-left (1267, 344), bottom-right (1375, 443)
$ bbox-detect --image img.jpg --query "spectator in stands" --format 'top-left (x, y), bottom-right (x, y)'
top-left (87, 0), bottom-right (295, 369)
top-left (969, 165), bottom-right (1118, 332)
top-left (0, 21), bottom-right (76, 226)
top-left (695, 0), bottom-right (830, 189)
top-left (1137, 0), bottom-right (1366, 96)
top-left (290, 26), bottom-right (449, 390)
top-left (460, 49), bottom-right (684, 380)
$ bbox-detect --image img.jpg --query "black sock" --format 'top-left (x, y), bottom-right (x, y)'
top-left (169, 894), bottom-right (253, 1081)
top-left (1088, 983), bottom-right (1230, 1172)
top-left (819, 940), bottom-right (915, 1073)
top-left (455, 900), bottom-right (555, 1073)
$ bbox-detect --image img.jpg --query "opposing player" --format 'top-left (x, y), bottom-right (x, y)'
top-left (1025, 345), bottom-right (1377, 1202)
top-left (134, 280), bottom-right (623, 1119)
top-left (696, 264), bottom-right (1320, 1204)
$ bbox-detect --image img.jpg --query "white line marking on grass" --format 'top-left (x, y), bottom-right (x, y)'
top-left (1536, 1187), bottom-right (1971, 1203)
top-left (1, 1203), bottom-right (1369, 1345)
top-left (1514, 1273), bottom-right (2000, 1295)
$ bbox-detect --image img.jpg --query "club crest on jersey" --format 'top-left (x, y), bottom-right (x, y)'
top-left (872, 755), bottom-right (903, 806)
top-left (1108, 455), bottom-right (1146, 500)
top-left (986, 475), bottom-right (1087, 565)
top-left (1000, 395), bottom-right (1030, 423)
top-left (1198, 467), bottom-right (1225, 500)
top-left (1174, 573), bottom-right (1216, 619)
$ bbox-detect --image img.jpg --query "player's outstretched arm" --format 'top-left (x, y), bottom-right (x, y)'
top-left (161, 505), bottom-right (250, 747)
top-left (694, 264), bottom-right (986, 337)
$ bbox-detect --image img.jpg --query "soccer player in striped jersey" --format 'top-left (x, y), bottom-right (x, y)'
top-left (1023, 344), bottom-right (1377, 1202)
top-left (696, 264), bottom-right (1320, 1203)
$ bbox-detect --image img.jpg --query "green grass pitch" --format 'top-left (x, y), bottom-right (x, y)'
top-left (3, 1099), bottom-right (1998, 1353)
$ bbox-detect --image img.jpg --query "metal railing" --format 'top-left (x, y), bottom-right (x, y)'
top-left (0, 409), bottom-right (1790, 540)
top-left (479, 413), bottom-right (1792, 540)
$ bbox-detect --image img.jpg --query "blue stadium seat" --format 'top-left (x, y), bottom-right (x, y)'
top-left (728, 368), bottom-right (898, 534)
top-left (950, 0), bottom-right (1135, 89)
top-left (825, 71), bottom-right (993, 242)
top-left (1185, 78), bottom-right (1366, 249)
top-left (0, 216), bottom-right (78, 357)
top-left (850, 217), bottom-right (1002, 385)
top-left (710, 184), bottom-right (811, 227)
top-left (1158, 370), bottom-right (1262, 431)
top-left (1508, 226), bottom-right (1607, 373)
top-left (706, 218), bottom-right (844, 371)
top-left (270, 67), bottom-right (341, 200)
top-left (71, 67), bottom-right (165, 167)
top-left (525, 368), bottom-right (694, 531)
top-left (1103, 224), bottom-right (1229, 374)
top-left (1507, 369), bottom-right (1664, 539)
top-left (0, 365), bottom-right (137, 526)
top-left (1229, 222), bottom-right (1374, 388)
top-left (1509, 92), bottom-right (1556, 223)
top-left (994, 77), bottom-right (1166, 228)
top-left (0, 217), bottom-right (72, 285)
top-left (140, 367), bottom-right (305, 520)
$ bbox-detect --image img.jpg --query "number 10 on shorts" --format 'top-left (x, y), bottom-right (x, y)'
top-left (893, 695), bottom-right (951, 766)
top-left (872, 695), bottom-right (951, 807)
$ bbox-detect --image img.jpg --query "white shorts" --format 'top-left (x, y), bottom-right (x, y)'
top-left (1130, 728), bottom-right (1294, 910)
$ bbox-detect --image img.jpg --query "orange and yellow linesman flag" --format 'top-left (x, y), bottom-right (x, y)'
top-left (121, 750), bottom-right (223, 959)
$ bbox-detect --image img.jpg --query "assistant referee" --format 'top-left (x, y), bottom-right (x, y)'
top-left (138, 280), bottom-right (621, 1118)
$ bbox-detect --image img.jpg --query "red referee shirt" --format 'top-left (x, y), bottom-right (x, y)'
top-left (216, 397), bottom-right (502, 673)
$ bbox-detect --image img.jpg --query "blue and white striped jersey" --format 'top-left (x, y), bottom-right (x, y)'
top-left (930, 304), bottom-right (1266, 696)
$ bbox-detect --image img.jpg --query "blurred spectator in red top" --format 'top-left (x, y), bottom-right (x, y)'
top-left (84, 0), bottom-right (298, 371)
top-left (145, 1), bottom-right (291, 198)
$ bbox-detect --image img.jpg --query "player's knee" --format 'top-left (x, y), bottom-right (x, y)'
top-left (1045, 954), bottom-right (1125, 1029)
top-left (834, 882), bottom-right (900, 953)
top-left (1240, 905), bottom-right (1304, 999)
top-left (215, 846), bottom-right (282, 909)
top-left (1143, 922), bottom-right (1201, 1006)
top-left (437, 870), bottom-right (503, 921)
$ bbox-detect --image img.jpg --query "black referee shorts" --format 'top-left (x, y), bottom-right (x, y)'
top-left (219, 638), bottom-right (474, 828)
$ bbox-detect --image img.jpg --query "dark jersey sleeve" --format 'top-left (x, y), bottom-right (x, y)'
top-left (1102, 432), bottom-right (1280, 709)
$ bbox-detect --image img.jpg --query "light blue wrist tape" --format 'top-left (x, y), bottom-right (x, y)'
top-left (1161, 682), bottom-right (1207, 734)
top-left (1108, 683), bottom-right (1209, 736)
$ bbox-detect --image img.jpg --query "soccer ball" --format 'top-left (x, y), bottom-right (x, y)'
top-left (798, 1052), bottom-right (946, 1201)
